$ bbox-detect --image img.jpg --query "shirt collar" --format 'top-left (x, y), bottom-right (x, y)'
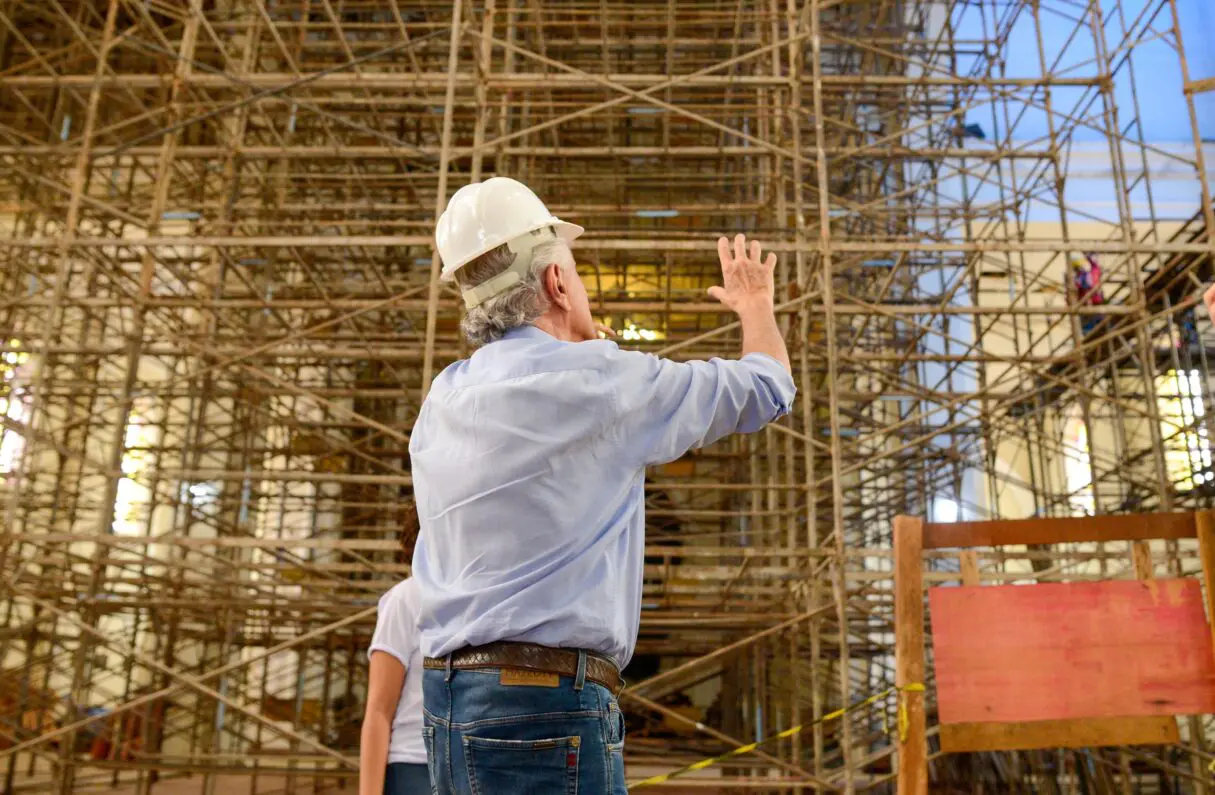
top-left (502, 324), bottom-right (555, 343)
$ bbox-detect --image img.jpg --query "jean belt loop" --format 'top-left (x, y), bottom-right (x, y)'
top-left (574, 649), bottom-right (588, 691)
top-left (444, 653), bottom-right (453, 683)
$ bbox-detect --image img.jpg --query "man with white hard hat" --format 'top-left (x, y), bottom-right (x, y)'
top-left (409, 176), bottom-right (794, 794)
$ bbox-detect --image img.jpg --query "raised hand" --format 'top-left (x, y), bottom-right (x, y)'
top-left (707, 233), bottom-right (777, 316)
top-left (1204, 284), bottom-right (1215, 325)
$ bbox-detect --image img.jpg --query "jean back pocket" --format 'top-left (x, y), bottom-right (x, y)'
top-left (464, 734), bottom-right (580, 795)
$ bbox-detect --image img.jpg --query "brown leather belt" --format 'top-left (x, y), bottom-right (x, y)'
top-left (423, 641), bottom-right (622, 695)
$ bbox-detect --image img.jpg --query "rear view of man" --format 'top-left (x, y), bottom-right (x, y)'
top-left (410, 176), bottom-right (795, 794)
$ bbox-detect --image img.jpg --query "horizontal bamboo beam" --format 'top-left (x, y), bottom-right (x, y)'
top-left (7, 236), bottom-right (1210, 254)
top-left (0, 144), bottom-right (1055, 160)
top-left (6, 297), bottom-right (1135, 315)
top-left (0, 72), bottom-right (1108, 89)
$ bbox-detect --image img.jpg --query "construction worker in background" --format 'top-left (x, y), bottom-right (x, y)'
top-left (359, 505), bottom-right (430, 795)
top-left (411, 176), bottom-right (795, 794)
top-left (1070, 253), bottom-right (1105, 336)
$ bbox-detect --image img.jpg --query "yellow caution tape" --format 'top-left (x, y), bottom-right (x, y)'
top-left (628, 683), bottom-right (925, 790)
top-left (898, 683), bottom-right (926, 743)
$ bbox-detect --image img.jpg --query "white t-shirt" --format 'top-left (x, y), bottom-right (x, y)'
top-left (367, 578), bottom-right (426, 765)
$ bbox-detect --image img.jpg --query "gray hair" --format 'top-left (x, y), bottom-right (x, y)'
top-left (455, 239), bottom-right (574, 347)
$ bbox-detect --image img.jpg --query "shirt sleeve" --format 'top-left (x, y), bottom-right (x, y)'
top-left (602, 346), bottom-right (797, 466)
top-left (367, 586), bottom-right (416, 670)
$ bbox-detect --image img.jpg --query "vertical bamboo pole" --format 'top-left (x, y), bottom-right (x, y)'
top-left (807, 1), bottom-right (856, 787)
top-left (420, 0), bottom-right (466, 398)
top-left (894, 515), bottom-right (926, 795)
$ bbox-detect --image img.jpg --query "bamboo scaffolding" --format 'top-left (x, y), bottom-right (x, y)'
top-left (0, 0), bottom-right (1212, 792)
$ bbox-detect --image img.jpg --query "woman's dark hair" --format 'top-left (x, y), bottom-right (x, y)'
top-left (398, 499), bottom-right (420, 564)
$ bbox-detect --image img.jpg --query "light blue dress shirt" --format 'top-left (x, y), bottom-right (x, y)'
top-left (409, 325), bottom-right (796, 668)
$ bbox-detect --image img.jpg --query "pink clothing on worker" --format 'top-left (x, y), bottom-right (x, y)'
top-left (1072, 258), bottom-right (1105, 306)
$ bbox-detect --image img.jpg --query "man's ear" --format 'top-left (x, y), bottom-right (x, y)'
top-left (543, 262), bottom-right (571, 310)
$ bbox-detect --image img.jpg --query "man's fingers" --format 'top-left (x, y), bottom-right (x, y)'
top-left (764, 252), bottom-right (777, 271)
top-left (717, 236), bottom-right (732, 270)
top-left (595, 323), bottom-right (617, 339)
top-left (749, 239), bottom-right (761, 265)
top-left (707, 285), bottom-right (729, 305)
top-left (734, 233), bottom-right (747, 263)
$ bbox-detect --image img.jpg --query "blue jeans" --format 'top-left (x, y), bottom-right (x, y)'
top-left (422, 664), bottom-right (627, 794)
top-left (384, 763), bottom-right (431, 794)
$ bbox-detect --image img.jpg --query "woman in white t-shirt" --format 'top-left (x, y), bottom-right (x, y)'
top-left (360, 511), bottom-right (430, 794)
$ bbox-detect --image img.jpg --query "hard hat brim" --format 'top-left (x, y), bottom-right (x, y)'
top-left (440, 218), bottom-right (583, 282)
top-left (553, 219), bottom-right (584, 244)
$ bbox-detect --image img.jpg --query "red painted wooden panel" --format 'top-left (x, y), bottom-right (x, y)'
top-left (930, 579), bottom-right (1215, 724)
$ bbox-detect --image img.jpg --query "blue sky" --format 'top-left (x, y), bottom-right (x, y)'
top-left (950, 0), bottom-right (1213, 142)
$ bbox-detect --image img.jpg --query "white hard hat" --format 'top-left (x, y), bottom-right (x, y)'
top-left (435, 177), bottom-right (583, 308)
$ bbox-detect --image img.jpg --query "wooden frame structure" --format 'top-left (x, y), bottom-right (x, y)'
top-left (895, 511), bottom-right (1215, 795)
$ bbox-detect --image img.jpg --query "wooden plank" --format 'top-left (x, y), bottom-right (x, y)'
top-left (893, 516), bottom-right (927, 795)
top-left (940, 716), bottom-right (1180, 753)
top-left (923, 512), bottom-right (1196, 549)
top-left (930, 579), bottom-right (1215, 723)
top-left (1197, 511), bottom-right (1215, 666)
